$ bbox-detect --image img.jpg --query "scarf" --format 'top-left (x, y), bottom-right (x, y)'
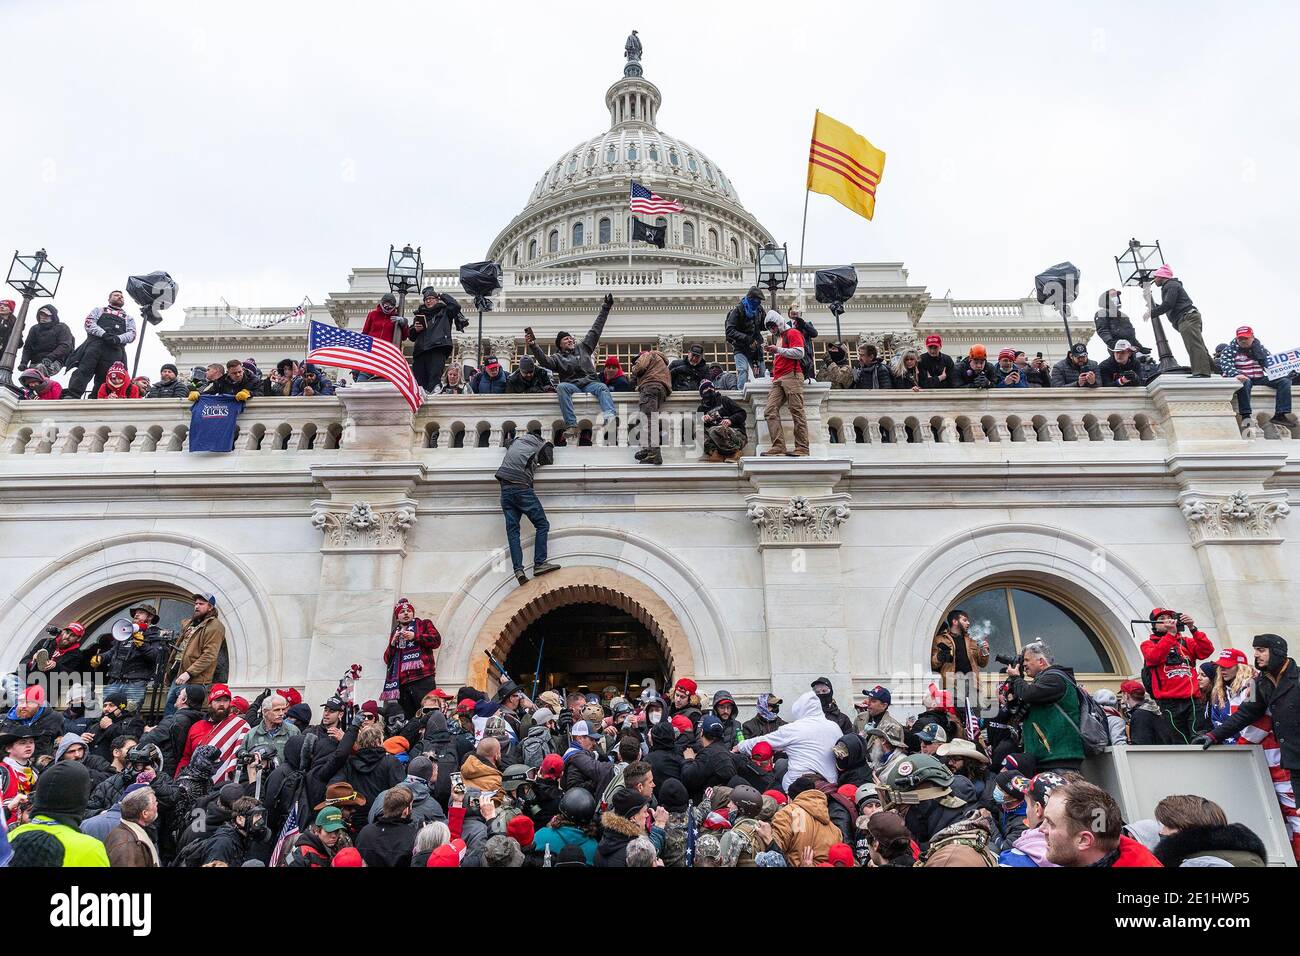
top-left (740, 296), bottom-right (762, 320)
top-left (381, 629), bottom-right (404, 702)
top-left (755, 693), bottom-right (778, 722)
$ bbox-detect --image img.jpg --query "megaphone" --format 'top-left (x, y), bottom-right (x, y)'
top-left (111, 619), bottom-right (137, 643)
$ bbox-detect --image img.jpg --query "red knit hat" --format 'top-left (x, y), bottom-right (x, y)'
top-left (539, 753), bottom-right (564, 780)
top-left (427, 845), bottom-right (461, 867)
top-left (1119, 680), bottom-right (1145, 698)
top-left (998, 347), bottom-right (1017, 361)
top-left (331, 847), bottom-right (364, 867)
top-left (506, 814), bottom-right (536, 847)
top-left (837, 784), bottom-right (859, 804)
top-left (670, 715), bottom-right (693, 734)
top-left (277, 687), bottom-right (303, 707)
top-left (674, 678), bottom-right (697, 695)
top-left (764, 790), bottom-right (788, 805)
top-left (827, 842), bottom-right (855, 866)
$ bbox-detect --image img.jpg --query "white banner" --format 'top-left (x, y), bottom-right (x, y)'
top-left (221, 296), bottom-right (311, 330)
top-left (1266, 347), bottom-right (1300, 381)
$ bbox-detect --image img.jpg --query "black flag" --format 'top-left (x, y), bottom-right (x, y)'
top-left (631, 217), bottom-right (666, 249)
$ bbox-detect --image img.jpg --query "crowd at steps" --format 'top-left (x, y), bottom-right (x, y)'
top-left (3, 598), bottom-right (1297, 869)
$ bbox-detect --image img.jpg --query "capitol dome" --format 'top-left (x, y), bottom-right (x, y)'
top-left (487, 34), bottom-right (775, 270)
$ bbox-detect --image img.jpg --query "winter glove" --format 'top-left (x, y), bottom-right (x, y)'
top-left (102, 333), bottom-right (119, 346)
top-left (603, 293), bottom-right (614, 308)
top-left (557, 709), bottom-right (574, 733)
top-left (187, 390), bottom-right (200, 402)
top-left (935, 643), bottom-right (953, 666)
top-left (234, 389), bottom-right (251, 402)
top-left (1193, 734), bottom-right (1215, 750)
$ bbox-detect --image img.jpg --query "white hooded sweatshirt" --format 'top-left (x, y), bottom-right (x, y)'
top-left (736, 690), bottom-right (842, 789)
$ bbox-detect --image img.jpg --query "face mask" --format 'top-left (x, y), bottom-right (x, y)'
top-left (993, 786), bottom-right (1007, 804)
top-left (649, 712), bottom-right (662, 725)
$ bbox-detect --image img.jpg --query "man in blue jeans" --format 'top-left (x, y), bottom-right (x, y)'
top-left (495, 431), bottom-right (561, 586)
top-left (525, 293), bottom-right (616, 445)
top-left (1218, 325), bottom-right (1293, 427)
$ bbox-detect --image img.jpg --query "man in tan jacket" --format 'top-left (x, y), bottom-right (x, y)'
top-left (768, 778), bottom-right (842, 866)
top-left (930, 608), bottom-right (990, 684)
top-left (628, 348), bottom-right (672, 466)
top-left (165, 594), bottom-right (226, 716)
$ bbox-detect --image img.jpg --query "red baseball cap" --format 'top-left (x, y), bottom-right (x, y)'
top-left (827, 842), bottom-right (855, 866)
top-left (64, 622), bottom-right (86, 638)
top-left (764, 790), bottom-right (788, 805)
top-left (674, 678), bottom-right (697, 695)
top-left (670, 715), bottom-right (693, 734)
top-left (751, 741), bottom-right (774, 761)
top-left (22, 685), bottom-right (45, 704)
top-left (331, 847), bottom-right (364, 867)
top-left (231, 696), bottom-right (250, 715)
top-left (277, 687), bottom-right (303, 707)
top-left (925, 334), bottom-right (942, 348)
top-left (456, 699), bottom-right (476, 715)
top-left (428, 688), bottom-right (452, 699)
top-left (1119, 680), bottom-right (1145, 698)
top-left (539, 753), bottom-right (565, 780)
top-left (1216, 648), bottom-right (1249, 668)
top-left (427, 845), bottom-right (461, 867)
top-left (208, 683), bottom-right (232, 702)
top-left (1236, 326), bottom-right (1253, 338)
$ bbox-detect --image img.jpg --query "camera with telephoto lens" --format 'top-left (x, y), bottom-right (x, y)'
top-left (995, 653), bottom-right (1024, 672)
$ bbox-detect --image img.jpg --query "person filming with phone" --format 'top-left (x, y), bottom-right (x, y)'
top-left (1140, 608), bottom-right (1214, 743)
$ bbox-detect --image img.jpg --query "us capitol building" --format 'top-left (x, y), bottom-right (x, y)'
top-left (1, 36), bottom-right (1295, 728)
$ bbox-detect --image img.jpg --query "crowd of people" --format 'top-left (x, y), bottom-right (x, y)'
top-left (2, 594), bottom-right (1295, 869)
top-left (6, 264), bottom-right (1289, 434)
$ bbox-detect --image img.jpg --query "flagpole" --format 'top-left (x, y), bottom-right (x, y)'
top-left (796, 110), bottom-right (817, 306)
top-left (628, 180), bottom-right (634, 269)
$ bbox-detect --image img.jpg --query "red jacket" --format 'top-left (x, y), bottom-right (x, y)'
top-left (362, 307), bottom-right (408, 346)
top-left (1111, 835), bottom-right (1163, 867)
top-left (383, 619), bottom-right (441, 685)
top-left (1141, 630), bottom-right (1214, 699)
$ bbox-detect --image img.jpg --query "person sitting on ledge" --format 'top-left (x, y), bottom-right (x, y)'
top-left (16, 367), bottom-right (62, 400)
top-left (698, 379), bottom-right (747, 462)
top-left (1218, 325), bottom-right (1292, 427)
top-left (628, 346), bottom-right (672, 466)
top-left (525, 293), bottom-right (616, 445)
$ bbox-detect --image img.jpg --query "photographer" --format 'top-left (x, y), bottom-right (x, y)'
top-left (1098, 339), bottom-right (1146, 388)
top-left (724, 286), bottom-right (767, 388)
top-left (96, 604), bottom-right (166, 713)
top-left (381, 599), bottom-right (443, 720)
top-left (1005, 640), bottom-right (1085, 772)
top-left (1141, 608), bottom-right (1214, 743)
top-left (815, 342), bottom-right (854, 389)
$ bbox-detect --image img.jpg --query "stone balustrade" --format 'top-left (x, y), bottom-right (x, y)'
top-left (1, 376), bottom-right (1290, 461)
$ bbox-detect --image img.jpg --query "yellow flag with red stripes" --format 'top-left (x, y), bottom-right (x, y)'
top-left (807, 111), bottom-right (886, 221)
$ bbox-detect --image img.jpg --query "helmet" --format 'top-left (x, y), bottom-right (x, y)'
top-left (126, 743), bottom-right (165, 774)
top-left (559, 787), bottom-right (597, 824)
top-left (730, 785), bottom-right (763, 817)
top-left (877, 753), bottom-right (953, 809)
top-left (501, 764), bottom-right (536, 792)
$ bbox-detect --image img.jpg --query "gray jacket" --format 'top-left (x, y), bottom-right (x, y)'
top-left (1050, 356), bottom-right (1100, 387)
top-left (494, 433), bottom-right (554, 488)
top-left (528, 302), bottom-right (611, 386)
top-left (368, 775), bottom-right (446, 826)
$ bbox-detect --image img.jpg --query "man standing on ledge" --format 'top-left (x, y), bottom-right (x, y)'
top-left (1146, 264), bottom-right (1214, 377)
top-left (495, 431), bottom-right (561, 587)
top-left (760, 310), bottom-right (809, 457)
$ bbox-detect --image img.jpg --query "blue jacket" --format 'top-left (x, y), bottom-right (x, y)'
top-left (533, 824), bottom-right (598, 865)
top-left (290, 365), bottom-right (335, 395)
top-left (469, 370), bottom-right (508, 394)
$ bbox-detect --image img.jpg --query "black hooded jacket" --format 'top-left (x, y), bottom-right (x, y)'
top-left (680, 738), bottom-right (737, 804)
top-left (724, 298), bottom-right (765, 361)
top-left (710, 690), bottom-right (742, 749)
top-left (19, 308), bottom-right (75, 369)
top-left (646, 722), bottom-right (684, 798)
top-left (833, 732), bottom-right (872, 787)
top-left (410, 293), bottom-right (467, 353)
top-left (1093, 290), bottom-right (1150, 352)
top-left (314, 724), bottom-right (406, 808)
top-left (1210, 658), bottom-right (1300, 771)
top-left (1152, 823), bottom-right (1267, 867)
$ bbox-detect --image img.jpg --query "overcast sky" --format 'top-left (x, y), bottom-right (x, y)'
top-left (3, 1), bottom-right (1297, 375)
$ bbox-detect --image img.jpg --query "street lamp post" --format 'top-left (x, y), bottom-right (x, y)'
top-left (1033, 261), bottom-right (1082, 350)
top-left (386, 244), bottom-right (423, 350)
top-left (756, 243), bottom-right (789, 316)
top-left (1115, 237), bottom-right (1183, 374)
top-left (1, 249), bottom-right (63, 389)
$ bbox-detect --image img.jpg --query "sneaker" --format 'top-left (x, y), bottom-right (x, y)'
top-left (31, 648), bottom-right (49, 670)
top-left (533, 561), bottom-right (561, 576)
top-left (634, 447), bottom-right (650, 461)
top-left (1270, 414), bottom-right (1293, 426)
top-left (514, 569), bottom-right (528, 586)
top-left (786, 449), bottom-right (811, 457)
top-left (759, 448), bottom-right (786, 457)
top-left (640, 449), bottom-right (663, 465)
top-left (697, 452), bottom-right (724, 463)
top-left (725, 451), bottom-right (744, 462)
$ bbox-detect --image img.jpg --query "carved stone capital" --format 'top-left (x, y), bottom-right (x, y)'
top-left (745, 494), bottom-right (851, 548)
top-left (489, 334), bottom-right (519, 369)
top-left (657, 332), bottom-right (684, 360)
top-left (856, 329), bottom-right (920, 361)
top-left (1179, 489), bottom-right (1290, 546)
top-left (312, 500), bottom-right (417, 553)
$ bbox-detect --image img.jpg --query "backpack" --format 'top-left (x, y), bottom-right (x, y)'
top-left (1052, 673), bottom-right (1113, 756)
top-left (170, 828), bottom-right (219, 868)
top-left (521, 730), bottom-right (554, 771)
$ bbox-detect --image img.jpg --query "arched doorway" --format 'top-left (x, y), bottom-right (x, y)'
top-left (504, 602), bottom-right (668, 698)
top-left (466, 567), bottom-right (694, 692)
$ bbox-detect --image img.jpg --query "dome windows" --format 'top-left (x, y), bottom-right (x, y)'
top-left (568, 155), bottom-right (577, 174)
top-left (730, 237), bottom-right (739, 259)
top-left (627, 144), bottom-right (638, 162)
top-left (528, 239), bottom-right (537, 261)
top-left (586, 150), bottom-right (595, 169)
top-left (649, 145), bottom-right (659, 162)
top-left (669, 149), bottom-right (680, 167)
top-left (599, 217), bottom-right (612, 244)
top-left (683, 221), bottom-right (695, 246)
top-left (708, 228), bottom-right (719, 251)
top-left (572, 222), bottom-right (584, 247)
top-left (705, 163), bottom-right (715, 183)
top-left (606, 145), bottom-right (617, 164)
top-left (687, 155), bottom-right (698, 173)
top-left (547, 230), bottom-right (559, 254)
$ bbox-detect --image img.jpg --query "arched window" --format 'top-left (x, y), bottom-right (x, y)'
top-left (669, 149), bottom-right (680, 167)
top-left (547, 230), bottom-right (559, 254)
top-left (512, 250), bottom-right (519, 266)
top-left (599, 217), bottom-right (612, 244)
top-left (586, 150), bottom-right (595, 169)
top-left (942, 586), bottom-right (1118, 674)
top-left (687, 155), bottom-right (698, 173)
top-left (708, 228), bottom-right (719, 251)
top-left (683, 221), bottom-right (695, 246)
top-left (649, 145), bottom-right (659, 162)
top-left (654, 216), bottom-right (667, 229)
top-left (528, 239), bottom-right (537, 261)
top-left (572, 222), bottom-right (584, 247)
top-left (705, 163), bottom-right (715, 182)
top-left (627, 144), bottom-right (638, 162)
top-left (730, 237), bottom-right (739, 258)
top-left (568, 155), bottom-right (577, 174)
top-left (606, 145), bottom-right (617, 164)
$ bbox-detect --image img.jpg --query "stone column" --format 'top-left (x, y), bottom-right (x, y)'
top-left (741, 458), bottom-right (854, 707)
top-left (656, 332), bottom-right (683, 361)
top-left (743, 379), bottom-right (832, 456)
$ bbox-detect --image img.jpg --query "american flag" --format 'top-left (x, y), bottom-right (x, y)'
top-left (630, 180), bottom-right (683, 214)
top-left (306, 319), bottom-right (422, 411)
top-left (964, 694), bottom-right (981, 742)
top-left (203, 715), bottom-right (250, 784)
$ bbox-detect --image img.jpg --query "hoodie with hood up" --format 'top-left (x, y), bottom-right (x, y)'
top-left (735, 691), bottom-right (842, 789)
top-left (96, 361), bottom-right (141, 399)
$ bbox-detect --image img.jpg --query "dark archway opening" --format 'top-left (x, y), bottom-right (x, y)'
top-left (504, 602), bottom-right (668, 699)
